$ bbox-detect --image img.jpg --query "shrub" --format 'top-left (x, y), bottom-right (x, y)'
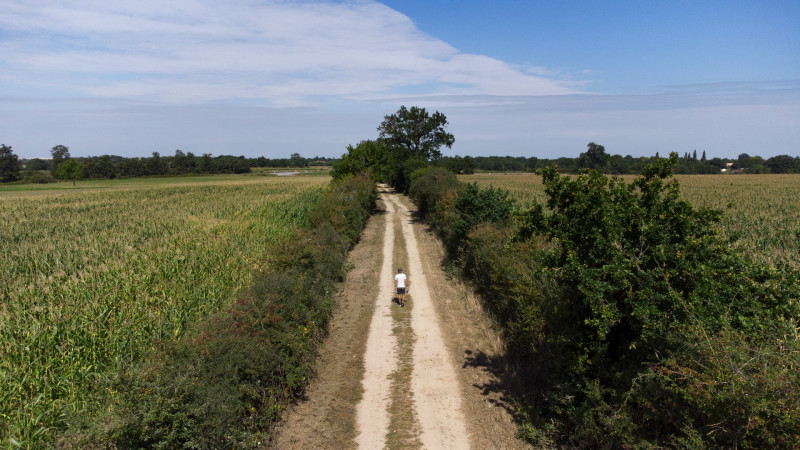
top-left (407, 167), bottom-right (459, 220)
top-left (461, 224), bottom-right (549, 355)
top-left (440, 182), bottom-right (515, 261)
top-left (22, 170), bottom-right (54, 184)
top-left (391, 158), bottom-right (429, 193)
top-left (407, 152), bottom-right (800, 447)
top-left (515, 155), bottom-right (800, 446)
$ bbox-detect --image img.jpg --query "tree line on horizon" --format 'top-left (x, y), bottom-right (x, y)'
top-left (1, 139), bottom-right (798, 184)
top-left (0, 144), bottom-right (333, 184)
top-left (440, 146), bottom-right (800, 175)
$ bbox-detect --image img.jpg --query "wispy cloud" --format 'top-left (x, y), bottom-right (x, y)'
top-left (1, 1), bottom-right (797, 160)
top-left (0, 0), bottom-right (577, 106)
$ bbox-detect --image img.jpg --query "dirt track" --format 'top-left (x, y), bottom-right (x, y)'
top-left (272, 187), bottom-right (528, 449)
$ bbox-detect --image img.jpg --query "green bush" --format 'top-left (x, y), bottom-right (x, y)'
top-left (515, 155), bottom-right (800, 446)
top-left (460, 224), bottom-right (549, 355)
top-left (407, 167), bottom-right (459, 220)
top-left (391, 158), bottom-right (429, 193)
top-left (310, 174), bottom-right (377, 244)
top-left (407, 153), bottom-right (800, 447)
top-left (22, 170), bottom-right (54, 184)
top-left (440, 182), bottom-right (515, 261)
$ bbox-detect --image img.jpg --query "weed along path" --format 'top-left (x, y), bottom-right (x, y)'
top-left (273, 186), bottom-right (528, 449)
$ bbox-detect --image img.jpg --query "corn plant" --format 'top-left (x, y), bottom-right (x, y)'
top-left (0, 175), bottom-right (327, 447)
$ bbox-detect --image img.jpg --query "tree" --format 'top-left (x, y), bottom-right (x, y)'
top-left (289, 153), bottom-right (307, 168)
top-left (377, 105), bottom-right (454, 161)
top-left (50, 145), bottom-right (70, 176)
top-left (94, 155), bottom-right (116, 179)
top-left (765, 155), bottom-right (799, 174)
top-left (200, 153), bottom-right (215, 173)
top-left (173, 149), bottom-right (188, 174)
top-left (56, 158), bottom-right (83, 185)
top-left (577, 142), bottom-right (609, 170)
top-left (331, 140), bottom-right (391, 181)
top-left (28, 158), bottom-right (49, 171)
top-left (0, 144), bottom-right (22, 182)
top-left (146, 152), bottom-right (168, 175)
top-left (443, 155), bottom-right (476, 174)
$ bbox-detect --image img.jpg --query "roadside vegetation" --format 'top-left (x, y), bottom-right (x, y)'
top-left (336, 106), bottom-right (800, 447)
top-left (0, 174), bottom-right (376, 447)
top-left (463, 172), bottom-right (800, 271)
top-left (407, 157), bottom-right (800, 447)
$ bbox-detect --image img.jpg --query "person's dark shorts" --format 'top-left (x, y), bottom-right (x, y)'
top-left (397, 287), bottom-right (406, 295)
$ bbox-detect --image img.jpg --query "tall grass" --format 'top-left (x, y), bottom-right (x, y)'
top-left (0, 176), bottom-right (328, 446)
top-left (460, 173), bottom-right (800, 270)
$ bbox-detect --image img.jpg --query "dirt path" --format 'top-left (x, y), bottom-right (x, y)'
top-left (355, 192), bottom-right (399, 447)
top-left (272, 187), bottom-right (528, 449)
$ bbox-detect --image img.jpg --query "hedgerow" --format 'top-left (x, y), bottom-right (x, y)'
top-left (65, 174), bottom-right (376, 448)
top-left (408, 154), bottom-right (800, 447)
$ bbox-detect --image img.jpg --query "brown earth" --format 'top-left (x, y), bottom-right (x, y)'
top-left (271, 187), bottom-right (529, 449)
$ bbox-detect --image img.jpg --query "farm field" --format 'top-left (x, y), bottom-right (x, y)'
top-left (0, 174), bottom-right (329, 445)
top-left (460, 173), bottom-right (800, 270)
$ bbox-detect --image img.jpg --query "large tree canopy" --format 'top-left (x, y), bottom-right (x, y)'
top-left (577, 142), bottom-right (609, 170)
top-left (377, 105), bottom-right (454, 161)
top-left (331, 139), bottom-right (390, 181)
top-left (0, 144), bottom-right (21, 183)
top-left (50, 144), bottom-right (70, 176)
top-left (56, 158), bottom-right (84, 185)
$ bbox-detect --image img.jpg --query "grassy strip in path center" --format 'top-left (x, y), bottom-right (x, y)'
top-left (385, 193), bottom-right (423, 448)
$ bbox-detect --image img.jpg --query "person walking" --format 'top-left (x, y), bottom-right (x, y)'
top-left (394, 268), bottom-right (408, 306)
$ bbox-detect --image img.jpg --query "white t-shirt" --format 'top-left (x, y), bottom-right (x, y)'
top-left (395, 273), bottom-right (406, 288)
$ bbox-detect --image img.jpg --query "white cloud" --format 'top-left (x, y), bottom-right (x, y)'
top-left (0, 0), bottom-right (578, 106)
top-left (1, 1), bottom-right (797, 160)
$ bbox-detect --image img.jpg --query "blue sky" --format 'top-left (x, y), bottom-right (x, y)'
top-left (1, 0), bottom-right (798, 160)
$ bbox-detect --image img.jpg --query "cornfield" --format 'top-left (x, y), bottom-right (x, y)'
top-left (460, 173), bottom-right (800, 270)
top-left (0, 175), bottom-right (328, 445)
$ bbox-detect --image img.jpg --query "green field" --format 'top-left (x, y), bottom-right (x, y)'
top-left (460, 173), bottom-right (800, 270)
top-left (0, 174), bottom-right (329, 445)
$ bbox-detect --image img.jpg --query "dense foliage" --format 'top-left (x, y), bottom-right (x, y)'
top-left (331, 105), bottom-right (454, 191)
top-left (377, 105), bottom-right (454, 162)
top-left (62, 175), bottom-right (377, 447)
top-left (0, 144), bottom-right (21, 182)
top-left (409, 154), bottom-right (800, 447)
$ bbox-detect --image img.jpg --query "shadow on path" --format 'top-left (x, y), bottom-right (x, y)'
top-left (462, 348), bottom-right (541, 425)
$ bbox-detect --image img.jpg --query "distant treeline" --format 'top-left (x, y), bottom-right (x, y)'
top-left (10, 147), bottom-right (335, 183)
top-left (3, 140), bottom-right (799, 185)
top-left (440, 146), bottom-right (800, 175)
